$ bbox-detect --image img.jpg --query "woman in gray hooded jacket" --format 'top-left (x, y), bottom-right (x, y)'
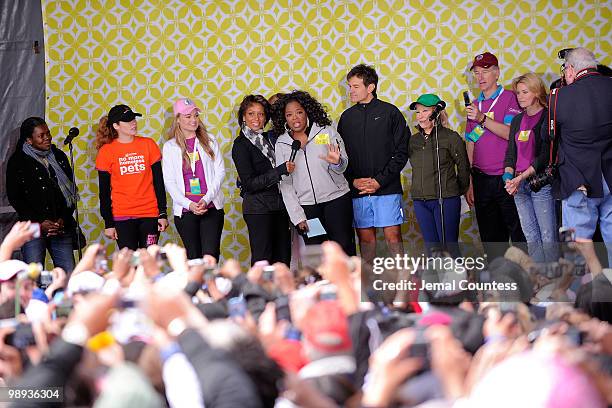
top-left (273, 91), bottom-right (356, 256)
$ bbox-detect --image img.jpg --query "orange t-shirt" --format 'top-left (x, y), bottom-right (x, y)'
top-left (95, 136), bottom-right (161, 218)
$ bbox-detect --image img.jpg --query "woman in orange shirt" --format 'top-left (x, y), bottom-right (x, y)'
top-left (95, 104), bottom-right (168, 249)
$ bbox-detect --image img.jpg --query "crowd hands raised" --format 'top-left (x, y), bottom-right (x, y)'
top-left (0, 220), bottom-right (611, 408)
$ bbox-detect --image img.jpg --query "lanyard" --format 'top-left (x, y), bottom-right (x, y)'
top-left (478, 88), bottom-right (504, 115)
top-left (189, 138), bottom-right (200, 176)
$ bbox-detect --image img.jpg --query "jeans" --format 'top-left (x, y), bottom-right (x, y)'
top-left (413, 196), bottom-right (461, 255)
top-left (562, 175), bottom-right (612, 266)
top-left (514, 181), bottom-right (558, 262)
top-left (21, 233), bottom-right (75, 272)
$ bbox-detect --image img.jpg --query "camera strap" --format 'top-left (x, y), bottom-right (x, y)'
top-left (547, 88), bottom-right (560, 166)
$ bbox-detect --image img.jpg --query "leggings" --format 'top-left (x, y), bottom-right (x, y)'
top-left (114, 217), bottom-right (159, 250)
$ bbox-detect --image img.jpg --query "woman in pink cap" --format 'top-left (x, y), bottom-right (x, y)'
top-left (162, 98), bottom-right (225, 260)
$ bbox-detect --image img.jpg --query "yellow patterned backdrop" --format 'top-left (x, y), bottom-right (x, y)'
top-left (41, 0), bottom-right (611, 265)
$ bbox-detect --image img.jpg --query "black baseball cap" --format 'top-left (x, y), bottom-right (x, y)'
top-left (107, 104), bottom-right (142, 128)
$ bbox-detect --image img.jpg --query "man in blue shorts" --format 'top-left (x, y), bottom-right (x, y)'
top-left (338, 64), bottom-right (410, 265)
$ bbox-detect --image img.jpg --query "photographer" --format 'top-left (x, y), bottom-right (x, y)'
top-left (503, 73), bottom-right (557, 263)
top-left (552, 48), bottom-right (612, 266)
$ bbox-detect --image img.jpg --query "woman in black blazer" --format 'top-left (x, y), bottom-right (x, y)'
top-left (232, 95), bottom-right (295, 265)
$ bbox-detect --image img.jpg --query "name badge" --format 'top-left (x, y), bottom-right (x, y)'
top-left (189, 178), bottom-right (202, 195)
top-left (466, 125), bottom-right (485, 143)
top-left (517, 130), bottom-right (530, 142)
top-left (188, 151), bottom-right (200, 162)
top-left (314, 133), bottom-right (330, 145)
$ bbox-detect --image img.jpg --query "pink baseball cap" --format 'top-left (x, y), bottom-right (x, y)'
top-left (173, 98), bottom-right (201, 116)
top-left (0, 260), bottom-right (30, 282)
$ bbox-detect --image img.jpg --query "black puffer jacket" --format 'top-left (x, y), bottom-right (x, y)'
top-left (6, 144), bottom-right (75, 229)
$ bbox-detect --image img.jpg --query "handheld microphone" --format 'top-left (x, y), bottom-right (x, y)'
top-left (463, 91), bottom-right (472, 106)
top-left (428, 101), bottom-right (447, 122)
top-left (63, 127), bottom-right (79, 146)
top-left (463, 91), bottom-right (471, 107)
top-left (289, 140), bottom-right (301, 162)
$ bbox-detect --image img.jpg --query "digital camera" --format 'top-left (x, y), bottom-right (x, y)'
top-left (528, 165), bottom-right (556, 192)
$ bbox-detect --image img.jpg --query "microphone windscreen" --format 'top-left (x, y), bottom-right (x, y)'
top-left (291, 140), bottom-right (301, 150)
top-left (69, 127), bottom-right (79, 136)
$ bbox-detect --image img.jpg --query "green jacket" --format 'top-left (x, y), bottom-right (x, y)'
top-left (408, 124), bottom-right (470, 200)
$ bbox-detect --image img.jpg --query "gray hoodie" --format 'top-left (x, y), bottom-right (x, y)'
top-left (275, 123), bottom-right (350, 225)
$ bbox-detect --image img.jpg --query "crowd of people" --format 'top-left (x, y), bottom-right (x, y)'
top-left (0, 46), bottom-right (611, 406)
top-left (0, 221), bottom-right (611, 407)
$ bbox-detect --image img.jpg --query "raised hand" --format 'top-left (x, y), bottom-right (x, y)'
top-left (319, 143), bottom-right (340, 165)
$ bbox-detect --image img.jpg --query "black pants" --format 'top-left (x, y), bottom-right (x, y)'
top-left (472, 170), bottom-right (526, 260)
top-left (115, 217), bottom-right (159, 250)
top-left (302, 192), bottom-right (356, 256)
top-left (174, 208), bottom-right (225, 260)
top-left (244, 211), bottom-right (291, 265)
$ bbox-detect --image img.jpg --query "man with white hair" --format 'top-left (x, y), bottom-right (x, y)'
top-left (553, 47), bottom-right (612, 264)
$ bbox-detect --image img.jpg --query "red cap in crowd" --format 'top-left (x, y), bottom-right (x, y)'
top-left (301, 300), bottom-right (352, 354)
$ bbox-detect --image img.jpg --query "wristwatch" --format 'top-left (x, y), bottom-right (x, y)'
top-left (479, 114), bottom-right (487, 126)
top-left (62, 322), bottom-right (90, 347)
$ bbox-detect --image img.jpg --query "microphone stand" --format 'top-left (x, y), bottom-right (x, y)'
top-left (432, 113), bottom-right (446, 250)
top-left (68, 141), bottom-right (83, 259)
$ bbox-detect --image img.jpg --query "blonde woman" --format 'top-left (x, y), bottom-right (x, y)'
top-left (503, 73), bottom-right (556, 262)
top-left (162, 98), bottom-right (225, 260)
top-left (408, 94), bottom-right (470, 249)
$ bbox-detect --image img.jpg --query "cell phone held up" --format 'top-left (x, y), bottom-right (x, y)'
top-left (28, 222), bottom-right (41, 239)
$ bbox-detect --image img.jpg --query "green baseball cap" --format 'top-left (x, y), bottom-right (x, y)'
top-left (409, 94), bottom-right (443, 110)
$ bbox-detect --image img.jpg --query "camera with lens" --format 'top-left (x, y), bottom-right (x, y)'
top-left (528, 165), bottom-right (556, 193)
top-left (38, 270), bottom-right (53, 289)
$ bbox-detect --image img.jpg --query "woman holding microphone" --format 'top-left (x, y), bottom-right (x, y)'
top-left (273, 90), bottom-right (355, 256)
top-left (162, 98), bottom-right (226, 260)
top-left (95, 105), bottom-right (168, 250)
top-left (408, 94), bottom-right (470, 250)
top-left (232, 95), bottom-right (294, 265)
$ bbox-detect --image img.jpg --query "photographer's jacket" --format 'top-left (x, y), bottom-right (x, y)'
top-left (275, 123), bottom-right (349, 225)
top-left (338, 97), bottom-right (409, 197)
top-left (551, 71), bottom-right (612, 199)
